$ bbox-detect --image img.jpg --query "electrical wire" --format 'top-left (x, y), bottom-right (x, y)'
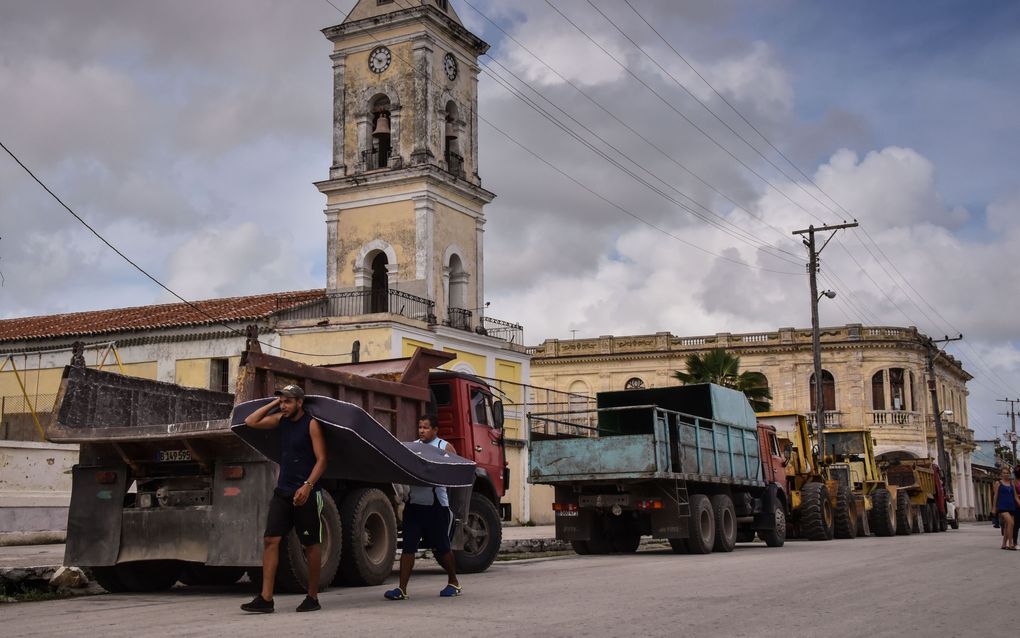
top-left (0, 140), bottom-right (354, 360)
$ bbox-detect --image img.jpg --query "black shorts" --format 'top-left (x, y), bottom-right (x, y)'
top-left (401, 503), bottom-right (453, 555)
top-left (265, 488), bottom-right (323, 546)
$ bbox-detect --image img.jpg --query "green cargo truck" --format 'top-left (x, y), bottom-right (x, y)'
top-left (528, 384), bottom-right (789, 555)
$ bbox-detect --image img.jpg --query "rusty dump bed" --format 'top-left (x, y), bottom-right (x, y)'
top-left (47, 347), bottom-right (455, 445)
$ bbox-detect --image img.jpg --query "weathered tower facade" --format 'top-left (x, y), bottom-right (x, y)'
top-left (316, 0), bottom-right (494, 329)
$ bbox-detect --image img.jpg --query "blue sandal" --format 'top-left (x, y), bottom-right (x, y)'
top-left (439, 583), bottom-right (462, 597)
top-left (384, 587), bottom-right (408, 600)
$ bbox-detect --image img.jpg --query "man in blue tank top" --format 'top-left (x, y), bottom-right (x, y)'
top-left (384, 414), bottom-right (462, 600)
top-left (241, 385), bottom-right (328, 613)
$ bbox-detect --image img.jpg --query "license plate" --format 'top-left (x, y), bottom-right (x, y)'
top-left (556, 510), bottom-right (578, 517)
top-left (157, 449), bottom-right (192, 462)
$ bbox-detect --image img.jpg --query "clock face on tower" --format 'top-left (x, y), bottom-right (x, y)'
top-left (368, 46), bottom-right (392, 74)
top-left (443, 52), bottom-right (458, 81)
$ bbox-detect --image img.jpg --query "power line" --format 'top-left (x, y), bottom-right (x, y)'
top-left (614, 0), bottom-right (1015, 393)
top-left (331, 0), bottom-right (802, 274)
top-left (456, 0), bottom-right (802, 254)
top-left (0, 139), bottom-right (354, 360)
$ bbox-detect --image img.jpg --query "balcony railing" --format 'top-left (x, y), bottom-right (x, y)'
top-left (279, 289), bottom-right (436, 324)
top-left (806, 411), bottom-right (843, 428)
top-left (446, 307), bottom-right (473, 331)
top-left (479, 317), bottom-right (524, 344)
top-left (870, 410), bottom-right (924, 426)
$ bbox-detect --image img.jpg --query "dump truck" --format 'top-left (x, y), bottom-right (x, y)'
top-left (47, 339), bottom-right (507, 593)
top-left (527, 384), bottom-right (789, 555)
top-left (884, 458), bottom-right (949, 533)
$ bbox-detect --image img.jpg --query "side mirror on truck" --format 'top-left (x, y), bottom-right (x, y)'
top-left (492, 399), bottom-right (504, 429)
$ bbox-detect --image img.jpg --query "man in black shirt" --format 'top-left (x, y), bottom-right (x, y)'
top-left (241, 385), bottom-right (327, 613)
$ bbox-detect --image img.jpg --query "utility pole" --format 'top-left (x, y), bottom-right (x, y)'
top-left (792, 222), bottom-right (858, 461)
top-left (996, 398), bottom-right (1020, 465)
top-left (923, 334), bottom-right (963, 496)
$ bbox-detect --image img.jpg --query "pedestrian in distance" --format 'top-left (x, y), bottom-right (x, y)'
top-left (384, 414), bottom-right (462, 601)
top-left (1012, 465), bottom-right (1020, 548)
top-left (241, 385), bottom-right (328, 613)
top-left (991, 465), bottom-right (1020, 550)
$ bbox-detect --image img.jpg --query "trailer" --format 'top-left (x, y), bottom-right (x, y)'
top-left (47, 338), bottom-right (507, 593)
top-left (527, 384), bottom-right (789, 554)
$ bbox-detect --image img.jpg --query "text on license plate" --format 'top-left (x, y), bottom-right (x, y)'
top-left (157, 449), bottom-right (192, 462)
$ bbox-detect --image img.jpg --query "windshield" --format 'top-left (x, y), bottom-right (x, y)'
top-left (825, 432), bottom-right (867, 457)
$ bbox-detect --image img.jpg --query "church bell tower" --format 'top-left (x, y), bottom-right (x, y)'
top-left (316, 0), bottom-right (494, 330)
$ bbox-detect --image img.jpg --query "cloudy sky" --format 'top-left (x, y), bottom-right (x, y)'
top-left (1, 0), bottom-right (1018, 439)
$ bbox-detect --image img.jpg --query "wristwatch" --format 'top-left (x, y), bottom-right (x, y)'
top-left (304, 481), bottom-right (314, 487)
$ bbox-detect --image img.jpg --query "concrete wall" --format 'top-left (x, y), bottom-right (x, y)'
top-left (0, 440), bottom-right (78, 542)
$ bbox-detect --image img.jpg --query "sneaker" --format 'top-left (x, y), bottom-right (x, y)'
top-left (384, 587), bottom-right (408, 600)
top-left (241, 594), bottom-right (274, 613)
top-left (296, 596), bottom-right (321, 612)
top-left (439, 583), bottom-right (462, 597)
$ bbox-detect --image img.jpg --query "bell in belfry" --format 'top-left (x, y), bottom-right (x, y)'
top-left (373, 113), bottom-right (391, 137)
top-left (445, 119), bottom-right (457, 141)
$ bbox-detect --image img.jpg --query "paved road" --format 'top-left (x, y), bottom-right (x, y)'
top-left (1, 523), bottom-right (1012, 637)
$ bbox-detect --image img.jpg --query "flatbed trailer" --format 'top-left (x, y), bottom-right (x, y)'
top-left (528, 384), bottom-right (789, 554)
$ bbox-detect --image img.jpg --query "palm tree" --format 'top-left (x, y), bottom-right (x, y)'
top-left (673, 349), bottom-right (772, 412)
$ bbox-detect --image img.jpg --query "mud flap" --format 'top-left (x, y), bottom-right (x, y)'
top-left (207, 460), bottom-right (275, 566)
top-left (65, 465), bottom-right (127, 567)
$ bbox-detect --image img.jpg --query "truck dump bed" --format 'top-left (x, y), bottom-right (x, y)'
top-left (528, 384), bottom-right (762, 486)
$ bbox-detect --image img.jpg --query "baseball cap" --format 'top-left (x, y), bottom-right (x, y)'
top-left (275, 384), bottom-right (305, 399)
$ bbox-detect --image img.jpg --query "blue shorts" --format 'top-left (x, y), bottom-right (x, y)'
top-left (402, 503), bottom-right (453, 555)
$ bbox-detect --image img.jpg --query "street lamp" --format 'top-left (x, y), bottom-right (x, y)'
top-left (818, 290), bottom-right (836, 301)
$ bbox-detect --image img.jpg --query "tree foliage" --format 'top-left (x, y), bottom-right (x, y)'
top-left (673, 349), bottom-right (772, 412)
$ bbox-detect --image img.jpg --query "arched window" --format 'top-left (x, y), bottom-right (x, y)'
top-left (809, 370), bottom-right (836, 412)
top-left (448, 253), bottom-right (467, 309)
top-left (444, 100), bottom-right (463, 176)
top-left (889, 368), bottom-right (906, 411)
top-left (625, 377), bottom-right (645, 390)
top-left (871, 371), bottom-right (885, 410)
top-left (370, 252), bottom-right (388, 313)
top-left (369, 95), bottom-right (392, 169)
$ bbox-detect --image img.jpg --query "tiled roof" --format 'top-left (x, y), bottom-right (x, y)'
top-left (0, 290), bottom-right (326, 344)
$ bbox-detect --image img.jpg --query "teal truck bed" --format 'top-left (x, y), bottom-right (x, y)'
top-left (526, 384), bottom-right (789, 555)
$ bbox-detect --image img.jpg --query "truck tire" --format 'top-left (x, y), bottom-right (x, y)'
top-left (895, 490), bottom-right (913, 536)
top-left (938, 511), bottom-right (948, 532)
top-left (179, 564), bottom-right (245, 587)
top-left (96, 560), bottom-right (182, 592)
top-left (710, 494), bottom-right (737, 553)
top-left (758, 501), bottom-right (787, 548)
top-left (869, 488), bottom-right (896, 537)
top-left (800, 482), bottom-right (834, 541)
top-left (834, 485), bottom-right (857, 539)
top-left (686, 494), bottom-right (715, 554)
top-left (921, 504), bottom-right (934, 533)
top-left (585, 532), bottom-right (614, 555)
top-left (277, 490), bottom-right (342, 593)
top-left (454, 493), bottom-right (502, 573)
top-left (668, 538), bottom-right (689, 554)
top-left (337, 488), bottom-right (397, 586)
top-left (856, 504), bottom-right (871, 537)
top-left (570, 540), bottom-right (591, 555)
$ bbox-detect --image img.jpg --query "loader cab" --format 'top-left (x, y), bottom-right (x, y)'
top-left (819, 429), bottom-right (882, 488)
top-left (429, 372), bottom-right (506, 499)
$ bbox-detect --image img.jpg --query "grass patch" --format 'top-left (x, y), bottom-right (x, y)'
top-left (0, 581), bottom-right (78, 603)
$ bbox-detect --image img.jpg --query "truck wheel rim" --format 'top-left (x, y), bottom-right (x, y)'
top-left (463, 512), bottom-right (488, 554)
top-left (775, 507), bottom-right (786, 538)
top-left (363, 511), bottom-right (387, 563)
